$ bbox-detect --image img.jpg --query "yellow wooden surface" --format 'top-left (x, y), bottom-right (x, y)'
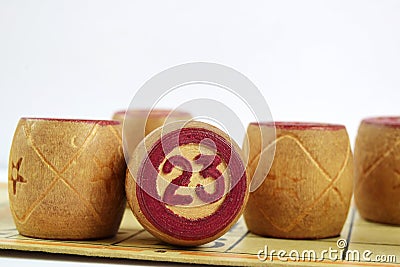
top-left (0, 183), bottom-right (399, 266)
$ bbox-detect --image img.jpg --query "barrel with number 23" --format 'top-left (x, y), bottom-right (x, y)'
top-left (126, 121), bottom-right (250, 246)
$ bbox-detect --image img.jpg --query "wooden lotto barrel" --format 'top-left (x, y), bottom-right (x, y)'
top-left (243, 122), bottom-right (353, 239)
top-left (354, 117), bottom-right (400, 225)
top-left (8, 118), bottom-right (126, 240)
top-left (113, 109), bottom-right (191, 154)
top-left (126, 121), bottom-right (249, 246)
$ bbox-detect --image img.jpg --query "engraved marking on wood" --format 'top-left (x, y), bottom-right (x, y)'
top-left (247, 135), bottom-right (285, 173)
top-left (14, 121), bottom-right (103, 224)
top-left (356, 139), bottom-right (400, 193)
top-left (108, 125), bottom-right (122, 143)
top-left (11, 177), bottom-right (59, 223)
top-left (332, 186), bottom-right (346, 207)
top-left (10, 158), bottom-right (27, 195)
top-left (249, 135), bottom-right (335, 183)
top-left (59, 124), bottom-right (98, 174)
top-left (254, 136), bottom-right (351, 232)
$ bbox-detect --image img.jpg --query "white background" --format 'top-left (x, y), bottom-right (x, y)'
top-left (1, 0), bottom-right (400, 174)
top-left (0, 1), bottom-right (399, 265)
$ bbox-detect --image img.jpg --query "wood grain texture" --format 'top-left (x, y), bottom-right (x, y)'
top-left (114, 109), bottom-right (192, 210)
top-left (1, 183), bottom-right (399, 266)
top-left (126, 121), bottom-right (249, 246)
top-left (8, 118), bottom-right (126, 240)
top-left (243, 122), bottom-right (354, 239)
top-left (354, 117), bottom-right (400, 225)
top-left (113, 109), bottom-right (191, 155)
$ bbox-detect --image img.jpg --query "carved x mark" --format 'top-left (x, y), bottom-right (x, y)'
top-left (13, 122), bottom-right (103, 224)
top-left (10, 158), bottom-right (27, 195)
top-left (356, 139), bottom-right (400, 193)
top-left (253, 135), bottom-right (351, 233)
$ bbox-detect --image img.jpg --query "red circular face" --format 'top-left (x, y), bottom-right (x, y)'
top-left (134, 127), bottom-right (247, 241)
top-left (362, 116), bottom-right (400, 128)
